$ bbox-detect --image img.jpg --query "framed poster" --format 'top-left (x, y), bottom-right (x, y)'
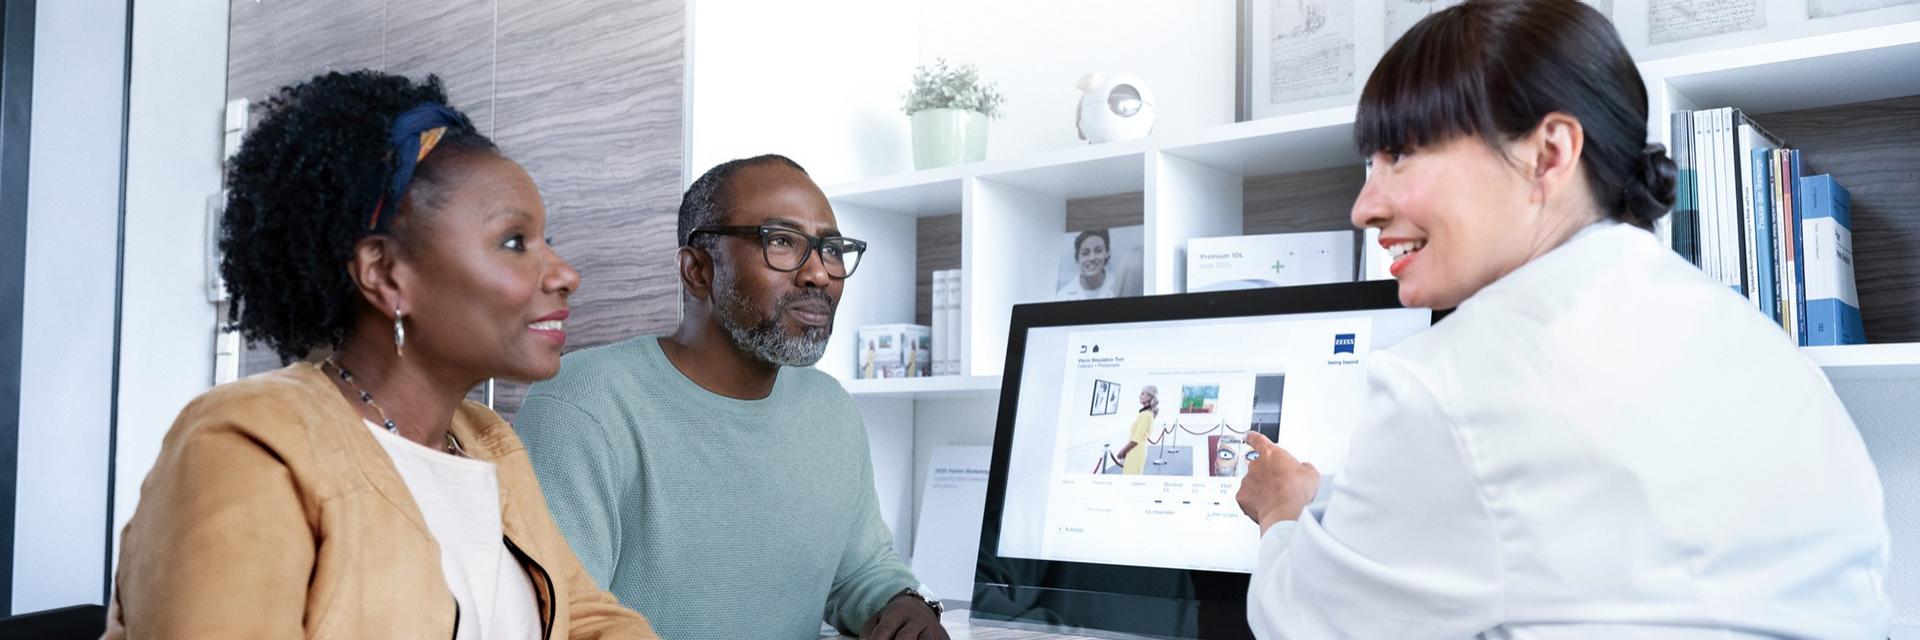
top-left (1242, 0), bottom-right (1357, 120)
top-left (1089, 379), bottom-right (1121, 416)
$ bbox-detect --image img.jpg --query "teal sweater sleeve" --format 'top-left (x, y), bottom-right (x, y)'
top-left (824, 415), bottom-right (919, 634)
top-left (517, 394), bottom-right (629, 589)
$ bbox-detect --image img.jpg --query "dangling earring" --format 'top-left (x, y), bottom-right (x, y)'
top-left (393, 308), bottom-right (406, 357)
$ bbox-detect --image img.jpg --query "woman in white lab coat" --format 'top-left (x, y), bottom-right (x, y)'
top-left (1233, 1), bottom-right (1890, 638)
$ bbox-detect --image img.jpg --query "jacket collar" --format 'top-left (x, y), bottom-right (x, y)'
top-left (283, 362), bottom-right (541, 553)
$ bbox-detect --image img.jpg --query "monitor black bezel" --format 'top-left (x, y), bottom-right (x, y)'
top-left (972, 280), bottom-right (1439, 638)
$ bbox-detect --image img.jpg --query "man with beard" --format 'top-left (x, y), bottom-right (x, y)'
top-left (516, 155), bottom-right (947, 640)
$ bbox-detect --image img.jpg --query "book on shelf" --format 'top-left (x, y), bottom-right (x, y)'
top-left (1773, 149), bottom-right (1803, 341)
top-left (1737, 117), bottom-right (1783, 319)
top-left (1800, 175), bottom-right (1865, 346)
top-left (931, 270), bottom-right (947, 377)
top-left (951, 269), bottom-right (963, 375)
top-left (1784, 150), bottom-right (1809, 345)
top-left (1669, 108), bottom-right (1864, 347)
top-left (1669, 111), bottom-right (1698, 264)
top-left (930, 269), bottom-right (964, 376)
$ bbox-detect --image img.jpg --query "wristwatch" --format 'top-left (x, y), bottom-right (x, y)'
top-left (896, 586), bottom-right (944, 618)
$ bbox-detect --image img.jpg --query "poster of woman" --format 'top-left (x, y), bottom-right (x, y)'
top-left (1055, 225), bottom-right (1144, 300)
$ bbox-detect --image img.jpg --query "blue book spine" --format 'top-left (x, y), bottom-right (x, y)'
top-left (1788, 150), bottom-right (1808, 346)
top-left (1750, 149), bottom-right (1777, 323)
top-left (1799, 174), bottom-right (1864, 346)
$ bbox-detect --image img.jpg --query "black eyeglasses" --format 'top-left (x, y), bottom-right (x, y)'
top-left (687, 224), bottom-right (867, 279)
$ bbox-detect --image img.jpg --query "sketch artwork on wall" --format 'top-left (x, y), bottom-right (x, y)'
top-left (1385, 0), bottom-right (1461, 43)
top-left (1809, 0), bottom-right (1920, 17)
top-left (1387, 0), bottom-right (1612, 44)
top-left (1245, 0), bottom-right (1356, 119)
top-left (1267, 0), bottom-right (1356, 105)
top-left (1650, 0), bottom-right (1766, 44)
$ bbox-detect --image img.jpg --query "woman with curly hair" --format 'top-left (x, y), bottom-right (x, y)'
top-left (105, 71), bottom-right (657, 639)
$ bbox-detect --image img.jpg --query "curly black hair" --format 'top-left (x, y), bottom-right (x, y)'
top-left (220, 70), bottom-right (495, 363)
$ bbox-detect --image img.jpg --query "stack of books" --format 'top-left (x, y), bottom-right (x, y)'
top-left (930, 269), bottom-right (964, 376)
top-left (1669, 107), bottom-right (1864, 346)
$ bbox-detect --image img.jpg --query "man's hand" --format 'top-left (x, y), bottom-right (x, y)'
top-left (859, 593), bottom-right (949, 640)
top-left (1236, 432), bottom-right (1321, 534)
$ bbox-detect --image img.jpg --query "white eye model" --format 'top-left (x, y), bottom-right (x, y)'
top-left (1075, 73), bottom-right (1156, 144)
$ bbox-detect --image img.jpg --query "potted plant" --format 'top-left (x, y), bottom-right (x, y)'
top-left (902, 59), bottom-right (1006, 170)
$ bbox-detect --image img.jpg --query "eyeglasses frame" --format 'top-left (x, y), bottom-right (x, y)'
top-left (686, 224), bottom-right (867, 279)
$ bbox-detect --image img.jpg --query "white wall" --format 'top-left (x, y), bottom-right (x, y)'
top-left (109, 0), bottom-right (228, 573)
top-left (688, 0), bottom-right (921, 186)
top-left (13, 0), bottom-right (127, 613)
top-left (909, 397), bottom-right (998, 535)
top-left (917, 0), bottom-right (1236, 162)
top-left (858, 397), bottom-right (917, 558)
top-left (689, 0), bottom-right (1236, 185)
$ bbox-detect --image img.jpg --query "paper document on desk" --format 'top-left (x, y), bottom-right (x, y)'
top-left (911, 446), bottom-right (992, 602)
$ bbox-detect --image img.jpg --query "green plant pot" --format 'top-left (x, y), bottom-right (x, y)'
top-left (910, 108), bottom-right (989, 170)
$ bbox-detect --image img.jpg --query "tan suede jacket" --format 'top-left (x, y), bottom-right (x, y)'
top-left (105, 363), bottom-right (658, 639)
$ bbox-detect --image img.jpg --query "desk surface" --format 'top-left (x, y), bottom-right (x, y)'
top-left (828, 608), bottom-right (1149, 640)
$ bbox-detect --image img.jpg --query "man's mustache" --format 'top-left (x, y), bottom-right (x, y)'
top-left (776, 289), bottom-right (834, 312)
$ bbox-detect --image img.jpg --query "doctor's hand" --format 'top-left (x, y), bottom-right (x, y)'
top-left (1236, 432), bottom-right (1320, 535)
top-left (860, 594), bottom-right (950, 640)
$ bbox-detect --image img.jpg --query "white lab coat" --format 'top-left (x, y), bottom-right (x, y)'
top-left (1248, 221), bottom-right (1890, 639)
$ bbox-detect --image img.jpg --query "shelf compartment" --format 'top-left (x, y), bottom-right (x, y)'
top-left (1644, 22), bottom-right (1920, 116)
top-left (840, 374), bottom-right (1002, 399)
top-left (826, 176), bottom-right (964, 219)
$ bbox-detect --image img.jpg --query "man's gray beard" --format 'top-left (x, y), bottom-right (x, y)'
top-left (713, 267), bottom-right (832, 368)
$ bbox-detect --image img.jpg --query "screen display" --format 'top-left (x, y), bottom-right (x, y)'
top-left (994, 308), bottom-right (1431, 574)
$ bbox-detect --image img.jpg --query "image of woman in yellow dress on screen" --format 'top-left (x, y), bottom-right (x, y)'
top-left (1115, 385), bottom-right (1159, 475)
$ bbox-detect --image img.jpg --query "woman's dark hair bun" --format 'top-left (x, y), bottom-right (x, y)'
top-left (1622, 143), bottom-right (1678, 228)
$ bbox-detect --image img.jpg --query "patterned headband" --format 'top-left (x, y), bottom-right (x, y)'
top-left (366, 102), bottom-right (472, 232)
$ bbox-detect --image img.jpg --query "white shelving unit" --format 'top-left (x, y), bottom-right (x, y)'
top-left (839, 374), bottom-right (1002, 399)
top-left (822, 20), bottom-right (1920, 396)
top-left (1807, 343), bottom-right (1920, 381)
top-left (820, 18), bottom-right (1920, 632)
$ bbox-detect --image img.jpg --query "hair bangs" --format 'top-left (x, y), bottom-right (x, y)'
top-left (1354, 5), bottom-right (1499, 157)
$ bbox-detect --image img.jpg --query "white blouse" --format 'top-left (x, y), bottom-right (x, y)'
top-left (366, 421), bottom-right (543, 640)
top-left (1248, 222), bottom-right (1889, 639)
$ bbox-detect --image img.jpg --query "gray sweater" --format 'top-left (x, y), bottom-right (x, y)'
top-left (517, 336), bottom-right (916, 640)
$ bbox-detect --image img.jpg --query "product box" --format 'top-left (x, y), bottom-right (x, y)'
top-left (1186, 231), bottom-right (1357, 292)
top-left (856, 324), bottom-right (932, 379)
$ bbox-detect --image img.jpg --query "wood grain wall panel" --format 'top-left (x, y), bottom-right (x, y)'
top-left (226, 0), bottom-right (384, 105)
top-left (1065, 192), bottom-right (1144, 232)
top-left (385, 0), bottom-right (496, 133)
top-left (230, 0), bottom-right (384, 379)
top-left (492, 0), bottom-right (684, 417)
top-left (228, 0), bottom-right (688, 411)
top-left (1242, 166), bottom-right (1365, 235)
top-left (243, 339), bottom-right (285, 377)
top-left (492, 382), bottom-right (529, 422)
top-left (915, 213), bottom-right (962, 325)
top-left (1761, 95), bottom-right (1920, 344)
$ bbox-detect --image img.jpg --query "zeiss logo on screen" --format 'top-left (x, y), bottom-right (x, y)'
top-left (1333, 334), bottom-right (1356, 355)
